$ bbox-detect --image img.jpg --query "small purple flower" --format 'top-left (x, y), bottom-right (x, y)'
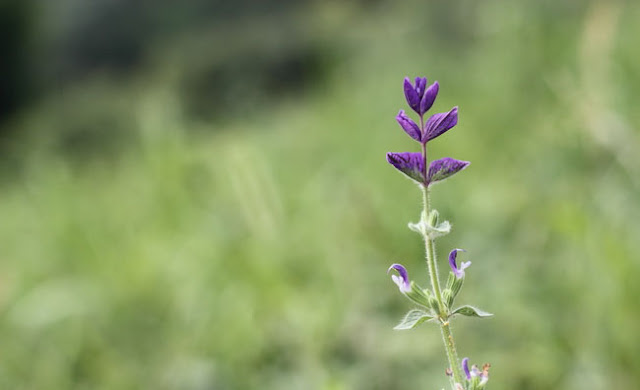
top-left (404, 77), bottom-right (440, 116)
top-left (462, 358), bottom-right (491, 385)
top-left (427, 157), bottom-right (470, 186)
top-left (449, 249), bottom-right (471, 278)
top-left (386, 152), bottom-right (425, 183)
top-left (387, 263), bottom-right (411, 293)
top-left (462, 357), bottom-right (471, 380)
top-left (423, 106), bottom-right (458, 143)
top-left (396, 110), bottom-right (422, 142)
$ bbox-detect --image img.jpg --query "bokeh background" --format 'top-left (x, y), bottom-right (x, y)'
top-left (1, 0), bottom-right (639, 389)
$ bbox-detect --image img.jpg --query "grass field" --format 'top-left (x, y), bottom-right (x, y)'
top-left (1, 1), bottom-right (640, 389)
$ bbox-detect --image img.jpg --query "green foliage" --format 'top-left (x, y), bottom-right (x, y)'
top-left (1, 1), bottom-right (640, 389)
top-left (394, 309), bottom-right (434, 330)
top-left (451, 306), bottom-right (493, 319)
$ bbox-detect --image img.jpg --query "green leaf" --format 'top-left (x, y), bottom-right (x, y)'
top-left (451, 305), bottom-right (493, 318)
top-left (394, 309), bottom-right (434, 330)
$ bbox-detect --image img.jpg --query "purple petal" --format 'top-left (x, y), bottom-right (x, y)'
top-left (449, 249), bottom-right (470, 278)
top-left (387, 263), bottom-right (411, 293)
top-left (419, 81), bottom-right (439, 115)
top-left (423, 106), bottom-right (458, 143)
top-left (403, 77), bottom-right (420, 112)
top-left (396, 110), bottom-right (422, 142)
top-left (427, 157), bottom-right (470, 185)
top-left (462, 357), bottom-right (471, 380)
top-left (386, 152), bottom-right (425, 183)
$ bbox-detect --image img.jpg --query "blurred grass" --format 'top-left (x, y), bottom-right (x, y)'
top-left (1, 1), bottom-right (640, 389)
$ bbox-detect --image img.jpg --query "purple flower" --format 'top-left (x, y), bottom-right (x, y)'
top-left (449, 249), bottom-right (471, 278)
top-left (462, 358), bottom-right (490, 386)
top-left (386, 152), bottom-right (425, 183)
top-left (423, 106), bottom-right (458, 143)
top-left (427, 157), bottom-right (470, 186)
top-left (462, 357), bottom-right (471, 380)
top-left (396, 110), bottom-right (422, 142)
top-left (404, 77), bottom-right (440, 116)
top-left (388, 263), bottom-right (411, 293)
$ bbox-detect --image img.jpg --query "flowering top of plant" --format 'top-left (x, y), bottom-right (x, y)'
top-left (388, 81), bottom-right (468, 188)
top-left (403, 77), bottom-right (439, 116)
top-left (383, 76), bottom-right (492, 390)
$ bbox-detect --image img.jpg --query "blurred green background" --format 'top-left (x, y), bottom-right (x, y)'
top-left (1, 0), bottom-right (639, 389)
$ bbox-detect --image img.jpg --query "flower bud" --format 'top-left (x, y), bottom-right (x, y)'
top-left (427, 209), bottom-right (440, 227)
top-left (442, 289), bottom-right (453, 309)
top-left (428, 295), bottom-right (441, 313)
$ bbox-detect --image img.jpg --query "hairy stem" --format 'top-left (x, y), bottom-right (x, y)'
top-left (421, 184), bottom-right (464, 385)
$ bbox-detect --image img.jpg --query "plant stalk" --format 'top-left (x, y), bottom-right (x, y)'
top-left (421, 184), bottom-right (464, 386)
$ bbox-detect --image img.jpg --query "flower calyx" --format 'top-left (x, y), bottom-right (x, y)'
top-left (461, 358), bottom-right (491, 390)
top-left (388, 264), bottom-right (438, 312)
top-left (408, 209), bottom-right (451, 239)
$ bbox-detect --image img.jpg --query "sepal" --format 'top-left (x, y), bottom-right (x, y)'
top-left (394, 308), bottom-right (434, 330)
top-left (445, 271), bottom-right (465, 300)
top-left (442, 289), bottom-right (453, 309)
top-left (428, 295), bottom-right (441, 314)
top-left (425, 220), bottom-right (452, 239)
top-left (403, 281), bottom-right (434, 309)
top-left (443, 273), bottom-right (464, 308)
top-left (408, 209), bottom-right (452, 239)
top-left (451, 305), bottom-right (493, 318)
top-left (427, 209), bottom-right (439, 226)
top-left (408, 220), bottom-right (423, 235)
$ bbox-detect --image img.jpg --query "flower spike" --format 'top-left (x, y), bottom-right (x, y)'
top-left (449, 249), bottom-right (471, 279)
top-left (386, 76), bottom-right (490, 389)
top-left (387, 263), bottom-right (411, 293)
top-left (423, 106), bottom-right (458, 143)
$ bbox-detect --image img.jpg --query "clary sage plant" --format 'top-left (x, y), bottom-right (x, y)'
top-left (386, 76), bottom-right (492, 390)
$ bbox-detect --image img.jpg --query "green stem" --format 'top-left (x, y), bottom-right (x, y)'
top-left (440, 319), bottom-right (463, 387)
top-left (421, 184), bottom-right (464, 386)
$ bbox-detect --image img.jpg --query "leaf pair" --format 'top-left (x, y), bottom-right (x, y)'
top-left (394, 306), bottom-right (492, 331)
